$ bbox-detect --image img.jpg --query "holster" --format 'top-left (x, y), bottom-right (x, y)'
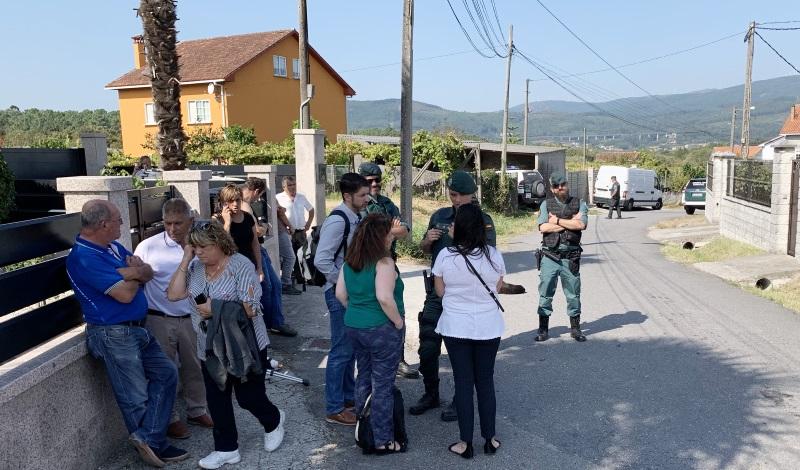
top-left (565, 249), bottom-right (582, 275)
top-left (534, 249), bottom-right (543, 271)
top-left (422, 269), bottom-right (434, 294)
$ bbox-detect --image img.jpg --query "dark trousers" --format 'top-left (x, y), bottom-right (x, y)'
top-left (202, 349), bottom-right (280, 452)
top-left (418, 290), bottom-right (444, 389)
top-left (608, 198), bottom-right (621, 218)
top-left (442, 336), bottom-right (501, 443)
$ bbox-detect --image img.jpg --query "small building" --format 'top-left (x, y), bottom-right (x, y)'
top-left (107, 30), bottom-right (355, 157)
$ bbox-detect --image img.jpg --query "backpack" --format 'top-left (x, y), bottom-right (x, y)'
top-left (301, 210), bottom-right (350, 287)
top-left (355, 386), bottom-right (408, 455)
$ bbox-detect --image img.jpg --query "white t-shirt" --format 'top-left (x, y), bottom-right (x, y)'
top-left (133, 232), bottom-right (194, 316)
top-left (276, 191), bottom-right (313, 230)
top-left (432, 246), bottom-right (506, 340)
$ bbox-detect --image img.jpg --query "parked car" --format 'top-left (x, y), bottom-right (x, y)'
top-left (593, 165), bottom-right (663, 210)
top-left (681, 178), bottom-right (706, 214)
top-left (497, 168), bottom-right (547, 209)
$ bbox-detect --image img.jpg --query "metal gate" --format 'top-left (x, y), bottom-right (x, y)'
top-left (789, 159), bottom-right (800, 257)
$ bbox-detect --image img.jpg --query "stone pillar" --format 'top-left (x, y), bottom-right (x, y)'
top-left (769, 148), bottom-right (795, 253)
top-left (162, 170), bottom-right (212, 218)
top-left (293, 129), bottom-right (327, 228)
top-left (56, 176), bottom-right (133, 249)
top-left (244, 165), bottom-right (280, 272)
top-left (706, 155), bottom-right (727, 223)
top-left (80, 133), bottom-right (108, 176)
top-left (587, 168), bottom-right (595, 205)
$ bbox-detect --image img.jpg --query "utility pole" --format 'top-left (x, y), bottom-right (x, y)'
top-left (523, 78), bottom-right (531, 146)
top-left (298, 0), bottom-right (311, 128)
top-left (499, 25), bottom-right (513, 195)
top-left (729, 107), bottom-right (738, 152)
top-left (741, 21), bottom-right (755, 159)
top-left (400, 0), bottom-right (414, 230)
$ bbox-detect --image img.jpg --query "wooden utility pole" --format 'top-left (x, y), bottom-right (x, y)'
top-left (298, 0), bottom-right (311, 128)
top-left (729, 107), bottom-right (738, 152)
top-left (476, 143), bottom-right (482, 203)
top-left (499, 25), bottom-right (513, 194)
top-left (741, 21), bottom-right (755, 159)
top-left (583, 127), bottom-right (587, 170)
top-left (400, 0), bottom-right (414, 231)
top-left (523, 78), bottom-right (531, 146)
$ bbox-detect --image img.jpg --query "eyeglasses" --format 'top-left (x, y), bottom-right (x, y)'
top-left (192, 221), bottom-right (214, 232)
top-left (367, 177), bottom-right (382, 185)
top-left (554, 183), bottom-right (568, 189)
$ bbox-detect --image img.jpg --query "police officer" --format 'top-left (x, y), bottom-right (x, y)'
top-left (411, 170), bottom-right (497, 421)
top-left (536, 172), bottom-right (588, 342)
top-left (358, 162), bottom-right (420, 380)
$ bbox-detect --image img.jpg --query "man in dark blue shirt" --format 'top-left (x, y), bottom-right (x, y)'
top-left (67, 200), bottom-right (187, 467)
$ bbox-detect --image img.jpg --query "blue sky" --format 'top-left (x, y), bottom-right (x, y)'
top-left (1, 0), bottom-right (797, 113)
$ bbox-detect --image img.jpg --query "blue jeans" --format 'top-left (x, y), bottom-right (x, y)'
top-left (324, 288), bottom-right (355, 415)
top-left (347, 323), bottom-right (403, 447)
top-left (86, 324), bottom-right (177, 452)
top-left (259, 247), bottom-right (285, 329)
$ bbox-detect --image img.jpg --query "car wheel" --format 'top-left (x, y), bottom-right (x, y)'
top-left (654, 199), bottom-right (663, 210)
top-left (684, 206), bottom-right (695, 215)
top-left (624, 199), bottom-right (634, 211)
top-left (533, 181), bottom-right (546, 198)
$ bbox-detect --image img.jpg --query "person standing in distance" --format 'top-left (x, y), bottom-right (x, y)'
top-left (607, 175), bottom-right (622, 219)
top-left (535, 172), bottom-right (588, 343)
top-left (275, 176), bottom-right (314, 295)
top-left (410, 170), bottom-right (496, 422)
top-left (357, 162), bottom-right (419, 380)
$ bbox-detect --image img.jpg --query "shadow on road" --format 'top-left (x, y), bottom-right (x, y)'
top-left (547, 310), bottom-right (647, 339)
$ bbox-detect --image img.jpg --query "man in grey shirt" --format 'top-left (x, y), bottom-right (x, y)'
top-left (607, 175), bottom-right (622, 219)
top-left (313, 173), bottom-right (370, 426)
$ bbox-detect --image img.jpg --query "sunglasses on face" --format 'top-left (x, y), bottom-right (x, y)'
top-left (367, 177), bottom-right (382, 185)
top-left (554, 183), bottom-right (568, 189)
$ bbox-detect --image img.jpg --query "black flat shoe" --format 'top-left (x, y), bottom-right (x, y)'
top-left (484, 438), bottom-right (501, 454)
top-left (375, 441), bottom-right (405, 455)
top-left (448, 441), bottom-right (474, 459)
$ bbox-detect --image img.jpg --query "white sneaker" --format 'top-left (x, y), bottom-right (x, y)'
top-left (264, 410), bottom-right (286, 452)
top-left (198, 450), bottom-right (241, 469)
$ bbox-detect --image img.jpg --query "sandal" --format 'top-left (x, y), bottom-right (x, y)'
top-left (375, 441), bottom-right (405, 455)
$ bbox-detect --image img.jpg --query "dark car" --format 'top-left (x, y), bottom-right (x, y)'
top-left (516, 170), bottom-right (547, 209)
top-left (681, 178), bottom-right (706, 214)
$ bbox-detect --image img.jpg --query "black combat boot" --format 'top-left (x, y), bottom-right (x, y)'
top-left (440, 398), bottom-right (458, 422)
top-left (534, 315), bottom-right (549, 342)
top-left (570, 315), bottom-right (587, 342)
top-left (397, 359), bottom-right (420, 379)
top-left (409, 381), bottom-right (440, 415)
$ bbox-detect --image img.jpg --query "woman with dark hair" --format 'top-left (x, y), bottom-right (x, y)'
top-left (432, 203), bottom-right (505, 459)
top-left (335, 213), bottom-right (406, 454)
top-left (167, 220), bottom-right (285, 469)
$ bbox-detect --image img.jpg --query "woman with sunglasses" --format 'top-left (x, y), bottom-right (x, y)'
top-left (167, 220), bottom-right (285, 469)
top-left (335, 213), bottom-right (406, 454)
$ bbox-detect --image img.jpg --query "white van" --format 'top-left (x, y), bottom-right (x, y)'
top-left (593, 165), bottom-right (663, 211)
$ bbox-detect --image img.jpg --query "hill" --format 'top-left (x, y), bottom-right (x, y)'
top-left (347, 75), bottom-right (800, 149)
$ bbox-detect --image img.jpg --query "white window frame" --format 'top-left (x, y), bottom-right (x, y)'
top-left (144, 102), bottom-right (156, 125)
top-left (187, 100), bottom-right (211, 124)
top-left (292, 58), bottom-right (301, 80)
top-left (273, 55), bottom-right (287, 77)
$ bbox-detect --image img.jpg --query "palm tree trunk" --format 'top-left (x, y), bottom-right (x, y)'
top-left (138, 0), bottom-right (186, 170)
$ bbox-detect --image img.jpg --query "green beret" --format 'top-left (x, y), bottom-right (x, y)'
top-left (358, 162), bottom-right (382, 177)
top-left (447, 170), bottom-right (478, 194)
top-left (549, 172), bottom-right (567, 186)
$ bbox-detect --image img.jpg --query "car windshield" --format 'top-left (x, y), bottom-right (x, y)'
top-left (689, 180), bottom-right (705, 187)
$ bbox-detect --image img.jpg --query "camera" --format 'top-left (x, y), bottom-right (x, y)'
top-left (435, 222), bottom-right (451, 232)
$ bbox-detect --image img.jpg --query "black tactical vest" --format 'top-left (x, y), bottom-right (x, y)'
top-left (542, 196), bottom-right (582, 249)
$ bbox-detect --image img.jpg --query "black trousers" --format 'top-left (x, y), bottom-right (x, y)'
top-left (442, 336), bottom-right (501, 443)
top-left (608, 198), bottom-right (621, 218)
top-left (418, 290), bottom-right (444, 389)
top-left (201, 349), bottom-right (280, 452)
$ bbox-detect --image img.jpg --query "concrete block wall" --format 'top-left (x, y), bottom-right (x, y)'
top-left (719, 196), bottom-right (772, 251)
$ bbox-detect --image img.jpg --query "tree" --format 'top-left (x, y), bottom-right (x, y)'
top-left (138, 0), bottom-right (187, 170)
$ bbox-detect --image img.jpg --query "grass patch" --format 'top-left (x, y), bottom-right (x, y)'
top-left (662, 236), bottom-right (763, 264)
top-left (654, 214), bottom-right (710, 230)
top-left (744, 276), bottom-right (800, 313)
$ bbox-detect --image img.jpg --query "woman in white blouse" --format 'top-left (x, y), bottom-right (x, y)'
top-left (432, 203), bottom-right (505, 459)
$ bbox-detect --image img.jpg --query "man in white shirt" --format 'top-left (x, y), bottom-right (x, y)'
top-left (133, 198), bottom-right (213, 439)
top-left (275, 176), bottom-right (314, 295)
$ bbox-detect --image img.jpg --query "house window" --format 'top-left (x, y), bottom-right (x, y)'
top-left (273, 55), bottom-right (287, 77)
top-left (292, 58), bottom-right (301, 79)
top-left (188, 100), bottom-right (211, 124)
top-left (144, 102), bottom-right (156, 125)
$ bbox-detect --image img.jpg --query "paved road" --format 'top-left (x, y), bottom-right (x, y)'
top-left (102, 208), bottom-right (800, 469)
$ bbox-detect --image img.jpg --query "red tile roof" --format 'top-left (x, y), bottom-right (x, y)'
top-left (780, 104), bottom-right (800, 135)
top-left (712, 145), bottom-right (761, 157)
top-left (105, 30), bottom-right (355, 96)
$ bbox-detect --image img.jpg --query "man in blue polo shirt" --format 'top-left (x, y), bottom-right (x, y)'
top-left (67, 200), bottom-right (187, 468)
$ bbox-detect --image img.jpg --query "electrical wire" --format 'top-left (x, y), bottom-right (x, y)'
top-left (445, 0), bottom-right (505, 58)
top-left (754, 30), bottom-right (800, 74)
top-left (756, 26), bottom-right (800, 31)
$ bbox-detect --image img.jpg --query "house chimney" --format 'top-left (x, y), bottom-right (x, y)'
top-left (132, 35), bottom-right (146, 69)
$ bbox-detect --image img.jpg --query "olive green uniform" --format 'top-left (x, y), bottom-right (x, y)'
top-left (418, 205), bottom-right (496, 388)
top-left (361, 194), bottom-right (409, 259)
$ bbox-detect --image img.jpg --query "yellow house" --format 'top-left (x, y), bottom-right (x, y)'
top-left (106, 30), bottom-right (356, 157)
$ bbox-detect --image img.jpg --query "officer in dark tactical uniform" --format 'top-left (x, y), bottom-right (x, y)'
top-left (358, 162), bottom-right (420, 379)
top-left (535, 172), bottom-right (588, 342)
top-left (411, 170), bottom-right (497, 422)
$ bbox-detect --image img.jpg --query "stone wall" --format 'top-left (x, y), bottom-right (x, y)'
top-left (719, 196), bottom-right (773, 251)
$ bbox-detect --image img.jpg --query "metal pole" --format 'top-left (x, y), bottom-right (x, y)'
top-left (583, 127), bottom-right (587, 171)
top-left (476, 143), bottom-right (482, 204)
top-left (298, 0), bottom-right (311, 128)
top-left (500, 25), bottom-right (513, 194)
top-left (400, 0), bottom-right (414, 231)
top-left (523, 79), bottom-right (530, 146)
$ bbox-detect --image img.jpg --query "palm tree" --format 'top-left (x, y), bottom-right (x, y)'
top-left (138, 0), bottom-right (186, 170)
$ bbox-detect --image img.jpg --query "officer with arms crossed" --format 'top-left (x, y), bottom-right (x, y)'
top-left (411, 170), bottom-right (496, 422)
top-left (357, 162), bottom-right (419, 379)
top-left (535, 172), bottom-right (588, 343)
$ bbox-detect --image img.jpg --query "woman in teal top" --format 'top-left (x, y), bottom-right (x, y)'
top-left (336, 214), bottom-right (405, 455)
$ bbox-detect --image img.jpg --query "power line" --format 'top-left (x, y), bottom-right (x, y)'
top-left (754, 30), bottom-right (800, 74)
top-left (533, 0), bottom-right (715, 138)
top-left (758, 20), bottom-right (800, 25)
top-left (445, 0), bottom-right (504, 57)
top-left (756, 26), bottom-right (800, 31)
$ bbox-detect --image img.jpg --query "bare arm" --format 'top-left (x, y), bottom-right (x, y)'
top-left (167, 245), bottom-right (194, 301)
top-left (376, 258), bottom-right (404, 329)
top-left (107, 280), bottom-right (143, 304)
top-left (434, 275), bottom-right (445, 298)
top-left (250, 220), bottom-right (264, 279)
top-left (335, 269), bottom-right (348, 307)
top-left (305, 208), bottom-right (315, 231)
top-left (420, 228), bottom-right (443, 254)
